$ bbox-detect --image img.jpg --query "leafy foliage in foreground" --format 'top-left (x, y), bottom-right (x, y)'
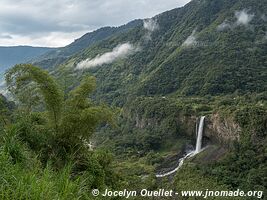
top-left (6, 64), bottom-right (64, 130)
top-left (0, 65), bottom-right (117, 199)
top-left (5, 64), bottom-right (113, 153)
top-left (0, 69), bottom-right (266, 199)
top-left (0, 0), bottom-right (267, 198)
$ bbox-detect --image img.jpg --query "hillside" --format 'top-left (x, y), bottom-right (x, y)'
top-left (0, 0), bottom-right (266, 199)
top-left (50, 0), bottom-right (266, 106)
top-left (0, 46), bottom-right (53, 76)
top-left (32, 20), bottom-right (142, 69)
top-left (46, 0), bottom-right (266, 197)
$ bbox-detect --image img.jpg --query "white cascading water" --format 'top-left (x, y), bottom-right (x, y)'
top-left (156, 151), bottom-right (195, 178)
top-left (156, 116), bottom-right (205, 178)
top-left (195, 116), bottom-right (205, 153)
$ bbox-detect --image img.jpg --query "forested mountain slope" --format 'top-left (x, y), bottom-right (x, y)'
top-left (32, 20), bottom-right (142, 69)
top-left (0, 0), bottom-right (266, 199)
top-left (50, 0), bottom-right (267, 106)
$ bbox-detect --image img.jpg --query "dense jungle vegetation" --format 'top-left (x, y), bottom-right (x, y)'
top-left (0, 64), bottom-right (266, 199)
top-left (0, 0), bottom-right (266, 199)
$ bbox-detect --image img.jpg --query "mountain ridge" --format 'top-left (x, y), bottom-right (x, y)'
top-left (32, 19), bottom-right (143, 69)
top-left (0, 0), bottom-right (266, 198)
top-left (44, 0), bottom-right (266, 106)
top-left (0, 46), bottom-right (54, 75)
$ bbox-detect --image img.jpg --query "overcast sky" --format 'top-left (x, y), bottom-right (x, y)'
top-left (0, 0), bottom-right (190, 47)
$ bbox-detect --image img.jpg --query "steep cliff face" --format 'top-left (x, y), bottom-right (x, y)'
top-left (123, 97), bottom-right (243, 148)
top-left (205, 114), bottom-right (241, 145)
top-left (132, 111), bottom-right (241, 147)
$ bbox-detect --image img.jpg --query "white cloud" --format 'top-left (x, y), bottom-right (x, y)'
top-left (217, 10), bottom-right (254, 31)
top-left (0, 31), bottom-right (87, 47)
top-left (143, 18), bottom-right (159, 40)
top-left (143, 18), bottom-right (159, 32)
top-left (76, 43), bottom-right (138, 69)
top-left (182, 29), bottom-right (198, 47)
top-left (235, 10), bottom-right (254, 26)
top-left (217, 21), bottom-right (231, 31)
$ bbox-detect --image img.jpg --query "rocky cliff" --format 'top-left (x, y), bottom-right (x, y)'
top-left (205, 114), bottom-right (241, 146)
top-left (132, 111), bottom-right (241, 147)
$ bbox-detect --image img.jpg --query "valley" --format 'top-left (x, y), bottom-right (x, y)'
top-left (0, 0), bottom-right (266, 199)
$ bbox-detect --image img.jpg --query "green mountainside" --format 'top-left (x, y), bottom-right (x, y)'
top-left (48, 0), bottom-right (266, 197)
top-left (50, 0), bottom-right (267, 106)
top-left (0, 0), bottom-right (266, 199)
top-left (32, 20), bottom-right (142, 69)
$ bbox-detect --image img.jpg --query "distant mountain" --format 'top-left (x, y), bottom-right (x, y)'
top-left (0, 46), bottom-right (54, 75)
top-left (32, 19), bottom-right (142, 69)
top-left (0, 0), bottom-right (266, 196)
top-left (47, 0), bottom-right (267, 105)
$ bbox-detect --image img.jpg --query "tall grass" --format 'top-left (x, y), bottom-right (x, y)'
top-left (0, 127), bottom-right (93, 200)
top-left (0, 151), bottom-right (93, 199)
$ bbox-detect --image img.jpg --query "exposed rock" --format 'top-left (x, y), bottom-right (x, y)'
top-left (134, 112), bottom-right (241, 147)
top-left (205, 113), bottom-right (241, 146)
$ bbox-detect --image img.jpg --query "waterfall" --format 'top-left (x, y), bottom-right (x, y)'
top-left (195, 116), bottom-right (205, 153)
top-left (155, 116), bottom-right (206, 178)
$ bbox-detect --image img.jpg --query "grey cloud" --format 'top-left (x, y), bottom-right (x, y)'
top-left (262, 14), bottom-right (267, 21)
top-left (0, 34), bottom-right (12, 39)
top-left (0, 0), bottom-right (190, 47)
